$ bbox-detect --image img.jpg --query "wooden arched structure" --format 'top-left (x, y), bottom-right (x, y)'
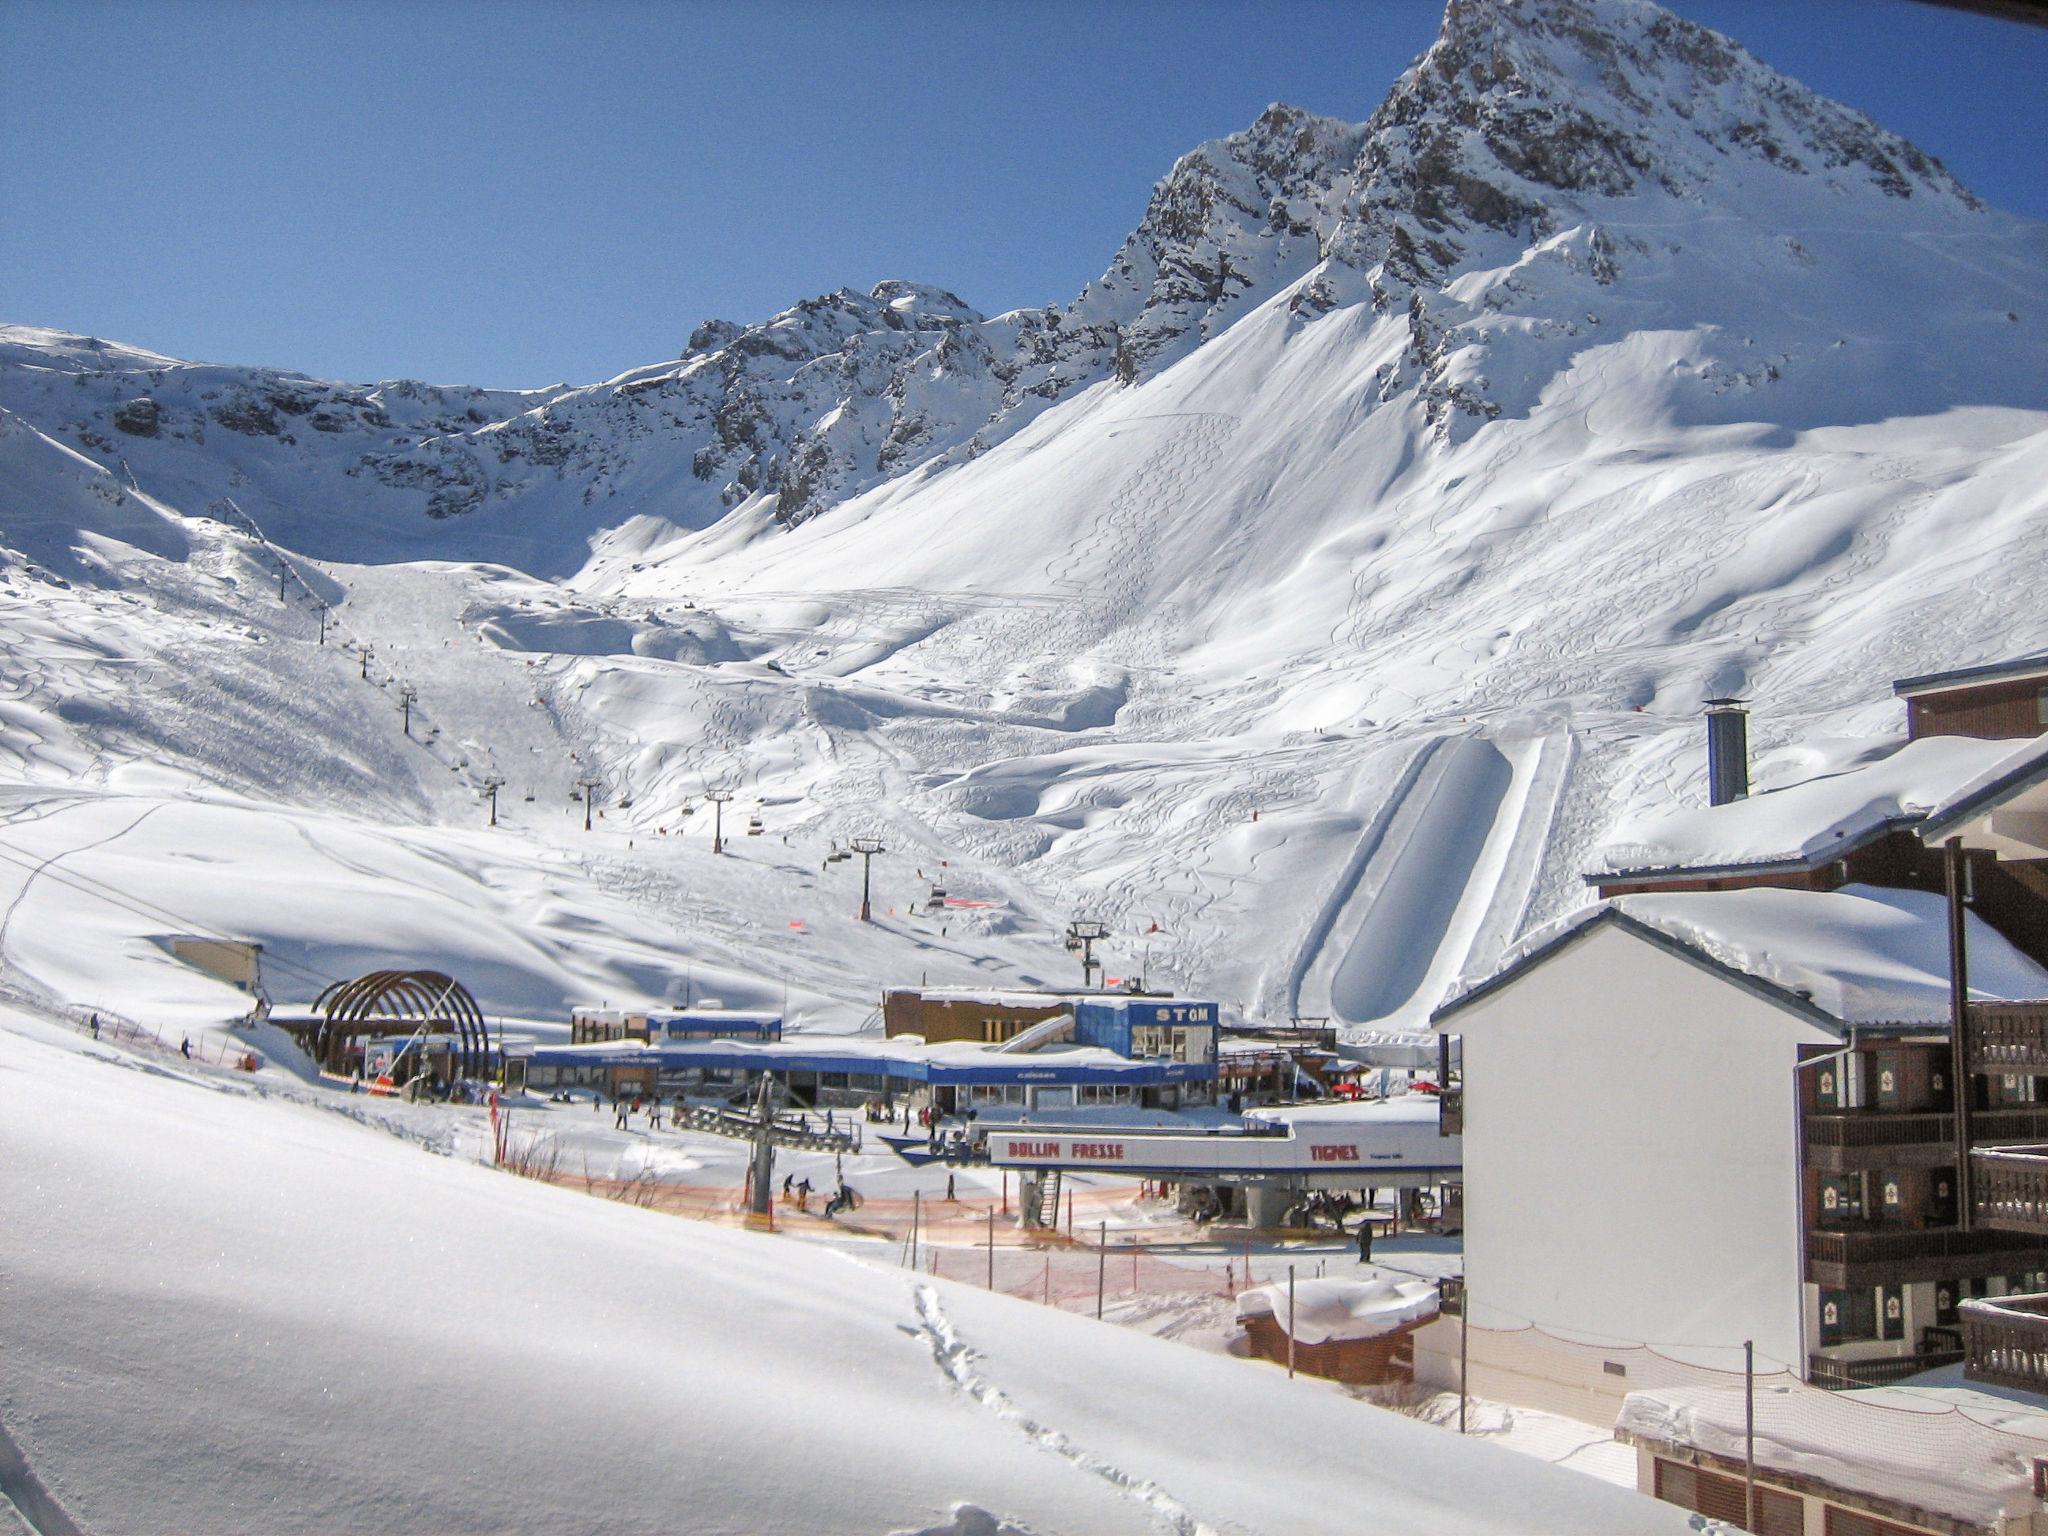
top-left (311, 969), bottom-right (491, 1079)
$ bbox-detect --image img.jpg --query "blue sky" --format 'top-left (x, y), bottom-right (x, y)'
top-left (6, 0), bottom-right (2045, 388)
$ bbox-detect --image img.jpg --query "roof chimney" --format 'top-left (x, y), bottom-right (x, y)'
top-left (1705, 699), bottom-right (1749, 807)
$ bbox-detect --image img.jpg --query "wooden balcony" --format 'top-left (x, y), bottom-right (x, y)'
top-left (1972, 1145), bottom-right (2048, 1235)
top-left (1804, 1110), bottom-right (1954, 1171)
top-left (1438, 1088), bottom-right (1461, 1138)
top-left (1962, 1292), bottom-right (2048, 1393)
top-left (1968, 1003), bottom-right (2048, 1074)
top-left (1805, 1223), bottom-right (2048, 1287)
top-left (1803, 1105), bottom-right (2048, 1172)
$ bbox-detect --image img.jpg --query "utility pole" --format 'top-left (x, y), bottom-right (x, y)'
top-left (1066, 919), bottom-right (1110, 988)
top-left (577, 776), bottom-right (602, 832)
top-left (852, 836), bottom-right (886, 922)
top-left (482, 776), bottom-right (506, 827)
top-left (398, 685), bottom-right (418, 737)
top-left (359, 646), bottom-right (373, 680)
top-left (278, 563), bottom-right (288, 600)
top-left (1744, 1340), bottom-right (1757, 1533)
top-left (317, 604), bottom-right (328, 645)
top-left (706, 788), bottom-right (733, 854)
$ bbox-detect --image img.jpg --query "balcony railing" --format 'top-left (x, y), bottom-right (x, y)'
top-left (1972, 1145), bottom-right (2048, 1235)
top-left (1808, 1345), bottom-right (1966, 1391)
top-left (1803, 1105), bottom-right (2048, 1171)
top-left (1806, 1223), bottom-right (2048, 1286)
top-left (1439, 1088), bottom-right (1461, 1138)
top-left (1962, 1292), bottom-right (2048, 1393)
top-left (1804, 1110), bottom-right (1952, 1148)
top-left (1968, 1003), bottom-right (2048, 1074)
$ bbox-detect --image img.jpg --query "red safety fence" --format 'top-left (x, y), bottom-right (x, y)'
top-left (68, 1009), bottom-right (261, 1072)
top-left (926, 1237), bottom-right (1247, 1315)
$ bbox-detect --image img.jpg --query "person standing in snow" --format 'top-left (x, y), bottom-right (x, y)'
top-left (1356, 1220), bottom-right (1374, 1264)
top-left (179, 1036), bottom-right (191, 1059)
top-left (89, 1014), bottom-right (99, 1040)
top-left (614, 1097), bottom-right (629, 1130)
top-left (946, 1173), bottom-right (956, 1202)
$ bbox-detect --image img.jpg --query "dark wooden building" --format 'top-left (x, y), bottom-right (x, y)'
top-left (1896, 653), bottom-right (2048, 742)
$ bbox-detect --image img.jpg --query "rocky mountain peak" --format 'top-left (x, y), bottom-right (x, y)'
top-left (1356, 0), bottom-right (1975, 262)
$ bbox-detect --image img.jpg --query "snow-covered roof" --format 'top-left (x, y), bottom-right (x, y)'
top-left (1237, 1276), bottom-right (1439, 1344)
top-left (1594, 735), bottom-right (2042, 879)
top-left (1438, 884), bottom-right (2048, 1030)
top-left (1246, 1096), bottom-right (1443, 1129)
top-left (1619, 1375), bottom-right (2048, 1529)
top-left (891, 986), bottom-right (1093, 1008)
top-left (1918, 735), bottom-right (2048, 853)
top-left (1894, 653), bottom-right (2048, 697)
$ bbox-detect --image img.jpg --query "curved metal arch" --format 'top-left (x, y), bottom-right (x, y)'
top-left (313, 969), bottom-right (491, 1079)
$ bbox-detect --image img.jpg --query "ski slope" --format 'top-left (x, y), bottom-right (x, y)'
top-left (3, 0), bottom-right (2048, 1044)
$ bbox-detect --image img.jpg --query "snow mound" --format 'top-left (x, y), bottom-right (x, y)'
top-left (1238, 1276), bottom-right (1440, 1343)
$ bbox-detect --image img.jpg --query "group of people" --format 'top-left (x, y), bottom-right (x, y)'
top-left (612, 1093), bottom-right (679, 1130)
top-left (780, 1171), bottom-right (861, 1218)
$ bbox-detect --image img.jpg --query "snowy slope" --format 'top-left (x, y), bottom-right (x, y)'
top-left (2, 0), bottom-right (2047, 1039)
top-left (0, 1011), bottom-right (1688, 1535)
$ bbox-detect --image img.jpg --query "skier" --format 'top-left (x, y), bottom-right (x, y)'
top-left (1356, 1220), bottom-right (1374, 1265)
top-left (946, 1173), bottom-right (956, 1202)
top-left (89, 1013), bottom-right (99, 1040)
top-left (782, 1172), bottom-right (794, 1196)
top-left (614, 1097), bottom-right (629, 1130)
top-left (179, 1036), bottom-right (191, 1059)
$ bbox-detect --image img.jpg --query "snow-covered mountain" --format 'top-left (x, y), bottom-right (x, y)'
top-left (3, 0), bottom-right (2046, 1040)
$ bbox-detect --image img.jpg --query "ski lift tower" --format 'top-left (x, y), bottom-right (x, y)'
top-left (706, 788), bottom-right (734, 854)
top-left (1066, 919), bottom-right (1110, 989)
top-left (851, 836), bottom-right (887, 922)
top-left (747, 1072), bottom-right (778, 1221)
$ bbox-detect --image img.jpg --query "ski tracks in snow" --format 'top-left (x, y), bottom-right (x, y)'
top-left (909, 1284), bottom-right (1221, 1536)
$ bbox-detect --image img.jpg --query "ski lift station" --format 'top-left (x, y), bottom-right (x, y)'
top-left (509, 993), bottom-right (1220, 1110)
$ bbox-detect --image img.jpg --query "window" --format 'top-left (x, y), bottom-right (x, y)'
top-left (1818, 1174), bottom-right (1864, 1227)
top-left (1654, 1461), bottom-right (1800, 1534)
top-left (2037, 684), bottom-right (2048, 727)
top-left (1819, 1287), bottom-right (1877, 1346)
top-left (1815, 1059), bottom-right (1849, 1110)
top-left (1934, 1282), bottom-right (1958, 1325)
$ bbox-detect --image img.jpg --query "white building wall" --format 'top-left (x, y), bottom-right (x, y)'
top-left (1449, 922), bottom-right (1837, 1381)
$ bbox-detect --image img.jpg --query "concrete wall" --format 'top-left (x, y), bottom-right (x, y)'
top-left (1449, 922), bottom-right (1835, 1379)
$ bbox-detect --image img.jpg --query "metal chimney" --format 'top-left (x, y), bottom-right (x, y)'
top-left (1705, 699), bottom-right (1749, 806)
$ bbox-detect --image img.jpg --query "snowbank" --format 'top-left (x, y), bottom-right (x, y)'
top-left (0, 1009), bottom-right (1683, 1536)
